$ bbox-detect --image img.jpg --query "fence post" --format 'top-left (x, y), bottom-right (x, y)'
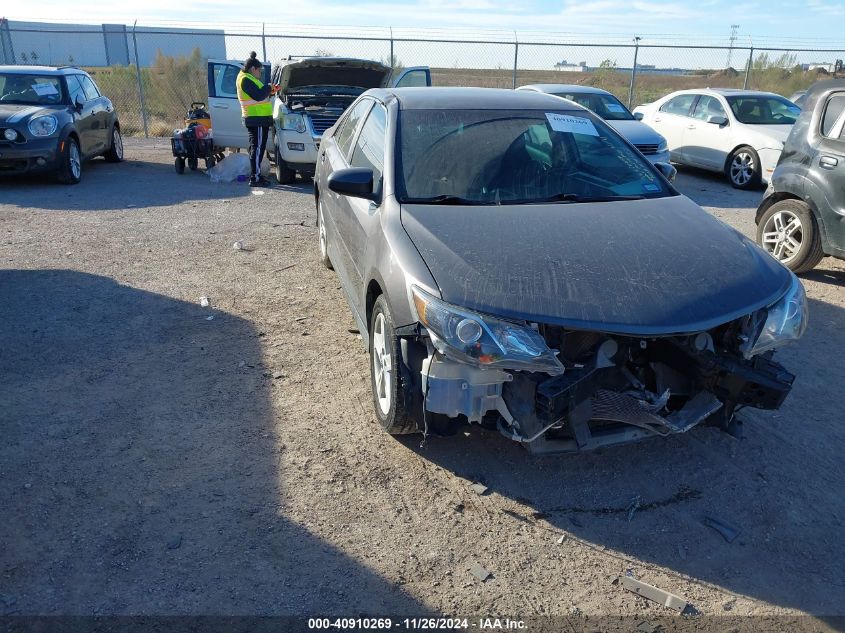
top-left (131, 21), bottom-right (149, 139)
top-left (744, 46), bottom-right (753, 89)
top-left (390, 27), bottom-right (394, 68)
top-left (262, 23), bottom-right (267, 62)
top-left (512, 32), bottom-right (518, 89)
top-left (628, 36), bottom-right (641, 108)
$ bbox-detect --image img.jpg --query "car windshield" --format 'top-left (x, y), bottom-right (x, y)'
top-left (397, 109), bottom-right (671, 205)
top-left (0, 73), bottom-right (65, 105)
top-left (726, 95), bottom-right (800, 125)
top-left (552, 91), bottom-right (635, 121)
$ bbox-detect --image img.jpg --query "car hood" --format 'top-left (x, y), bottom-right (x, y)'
top-left (607, 119), bottom-right (665, 146)
top-left (0, 103), bottom-right (59, 124)
top-left (400, 195), bottom-right (792, 335)
top-left (278, 58), bottom-right (392, 93)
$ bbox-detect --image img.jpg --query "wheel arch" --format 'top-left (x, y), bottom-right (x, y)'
top-left (723, 143), bottom-right (758, 174)
top-left (755, 192), bottom-right (805, 225)
top-left (365, 278), bottom-right (384, 332)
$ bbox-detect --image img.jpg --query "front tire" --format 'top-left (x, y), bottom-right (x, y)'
top-left (317, 198), bottom-right (334, 270)
top-left (757, 199), bottom-right (824, 273)
top-left (727, 146), bottom-right (762, 190)
top-left (104, 126), bottom-right (124, 162)
top-left (56, 137), bottom-right (81, 185)
top-left (370, 296), bottom-right (419, 435)
top-left (275, 145), bottom-right (295, 184)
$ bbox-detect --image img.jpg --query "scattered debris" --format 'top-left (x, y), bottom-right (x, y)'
top-left (232, 241), bottom-right (244, 251)
top-left (251, 190), bottom-right (265, 196)
top-left (348, 328), bottom-right (360, 334)
top-left (295, 317), bottom-right (308, 322)
top-left (627, 495), bottom-right (641, 522)
top-left (23, 483), bottom-right (31, 490)
top-left (723, 598), bottom-right (737, 612)
top-left (199, 296), bottom-right (209, 307)
top-left (469, 564), bottom-right (492, 582)
top-left (166, 534), bottom-right (182, 550)
top-left (702, 515), bottom-right (741, 543)
top-left (619, 575), bottom-right (688, 613)
top-left (568, 606), bottom-right (581, 616)
top-left (635, 622), bottom-right (662, 633)
top-left (272, 372), bottom-right (285, 380)
top-left (278, 263), bottom-right (296, 271)
top-left (556, 534), bottom-right (567, 544)
top-left (238, 361), bottom-right (246, 368)
top-left (318, 447), bottom-right (333, 453)
top-left (470, 482), bottom-right (488, 495)
top-left (453, 503), bottom-right (465, 514)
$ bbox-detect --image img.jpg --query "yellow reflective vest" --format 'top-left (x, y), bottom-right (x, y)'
top-left (237, 70), bottom-right (273, 118)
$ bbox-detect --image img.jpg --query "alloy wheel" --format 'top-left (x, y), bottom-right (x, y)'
top-left (761, 209), bottom-right (802, 264)
top-left (319, 202), bottom-right (328, 260)
top-left (730, 151), bottom-right (755, 186)
top-left (113, 128), bottom-right (123, 159)
top-left (69, 142), bottom-right (81, 180)
top-left (372, 312), bottom-right (392, 415)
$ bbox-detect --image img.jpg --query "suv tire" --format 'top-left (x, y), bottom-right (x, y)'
top-left (757, 199), bottom-right (824, 273)
top-left (275, 144), bottom-right (295, 184)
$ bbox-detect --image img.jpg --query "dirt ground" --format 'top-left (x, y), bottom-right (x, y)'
top-left (2, 139), bottom-right (844, 627)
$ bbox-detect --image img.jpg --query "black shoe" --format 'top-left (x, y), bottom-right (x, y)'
top-left (248, 177), bottom-right (260, 187)
top-left (257, 176), bottom-right (271, 187)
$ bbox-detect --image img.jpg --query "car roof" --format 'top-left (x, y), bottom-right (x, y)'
top-left (369, 87), bottom-right (589, 111)
top-left (0, 65), bottom-right (82, 75)
top-left (666, 87), bottom-right (784, 99)
top-left (519, 84), bottom-right (613, 96)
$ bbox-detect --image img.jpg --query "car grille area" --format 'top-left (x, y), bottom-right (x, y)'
top-left (308, 111), bottom-right (343, 136)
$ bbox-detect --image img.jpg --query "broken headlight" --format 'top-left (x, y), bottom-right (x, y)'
top-left (744, 273), bottom-right (808, 357)
top-left (411, 286), bottom-right (564, 374)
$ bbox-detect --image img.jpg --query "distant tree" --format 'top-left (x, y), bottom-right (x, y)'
top-left (30, 50), bottom-right (39, 63)
top-left (314, 48), bottom-right (333, 57)
top-left (68, 55), bottom-right (75, 65)
top-left (590, 58), bottom-right (618, 89)
top-left (20, 51), bottom-right (28, 63)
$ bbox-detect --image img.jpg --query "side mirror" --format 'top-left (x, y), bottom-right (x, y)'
top-left (707, 115), bottom-right (728, 126)
top-left (328, 167), bottom-right (378, 202)
top-left (74, 94), bottom-right (85, 111)
top-left (654, 162), bottom-right (677, 182)
top-left (633, 112), bottom-right (644, 121)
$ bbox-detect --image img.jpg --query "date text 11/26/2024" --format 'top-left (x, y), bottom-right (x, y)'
top-left (307, 618), bottom-right (527, 630)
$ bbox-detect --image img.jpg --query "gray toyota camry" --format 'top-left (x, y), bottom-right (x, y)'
top-left (314, 87), bottom-right (806, 454)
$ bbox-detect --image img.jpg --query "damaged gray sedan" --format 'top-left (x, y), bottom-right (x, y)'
top-left (314, 88), bottom-right (806, 454)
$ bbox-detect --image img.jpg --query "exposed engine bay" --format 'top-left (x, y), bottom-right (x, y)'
top-left (284, 92), bottom-right (357, 134)
top-left (401, 318), bottom-right (795, 454)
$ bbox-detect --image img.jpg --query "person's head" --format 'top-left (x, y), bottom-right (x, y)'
top-left (243, 52), bottom-right (263, 78)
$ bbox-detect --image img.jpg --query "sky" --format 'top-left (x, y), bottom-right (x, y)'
top-left (6, 0), bottom-right (845, 46)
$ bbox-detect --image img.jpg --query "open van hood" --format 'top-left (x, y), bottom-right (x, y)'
top-left (278, 58), bottom-right (392, 93)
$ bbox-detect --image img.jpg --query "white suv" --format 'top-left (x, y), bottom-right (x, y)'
top-left (208, 57), bottom-right (430, 183)
top-left (633, 88), bottom-right (800, 189)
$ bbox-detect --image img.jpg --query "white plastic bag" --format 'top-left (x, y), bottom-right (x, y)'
top-left (208, 153), bottom-right (250, 183)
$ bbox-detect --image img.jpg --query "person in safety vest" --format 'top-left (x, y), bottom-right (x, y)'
top-left (237, 51), bottom-right (278, 187)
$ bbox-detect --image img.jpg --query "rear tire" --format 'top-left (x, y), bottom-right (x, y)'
top-left (275, 145), bottom-right (295, 184)
top-left (104, 126), bottom-right (124, 163)
top-left (756, 199), bottom-right (824, 273)
top-left (727, 145), bottom-right (762, 190)
top-left (370, 295), bottom-right (419, 435)
top-left (317, 198), bottom-right (334, 270)
top-left (56, 137), bottom-right (81, 185)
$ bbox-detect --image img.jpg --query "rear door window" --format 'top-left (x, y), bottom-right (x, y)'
top-left (822, 94), bottom-right (845, 138)
top-left (350, 104), bottom-right (387, 181)
top-left (66, 75), bottom-right (87, 103)
top-left (660, 94), bottom-right (696, 116)
top-left (79, 76), bottom-right (100, 101)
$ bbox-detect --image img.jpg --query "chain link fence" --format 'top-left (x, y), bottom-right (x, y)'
top-left (3, 19), bottom-right (843, 137)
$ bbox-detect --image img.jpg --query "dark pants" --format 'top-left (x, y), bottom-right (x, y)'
top-left (247, 124), bottom-right (270, 180)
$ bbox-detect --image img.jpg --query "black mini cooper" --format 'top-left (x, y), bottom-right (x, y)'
top-left (0, 65), bottom-right (123, 184)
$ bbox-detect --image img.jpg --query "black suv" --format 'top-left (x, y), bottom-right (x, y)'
top-left (756, 80), bottom-right (845, 272)
top-left (0, 65), bottom-right (122, 184)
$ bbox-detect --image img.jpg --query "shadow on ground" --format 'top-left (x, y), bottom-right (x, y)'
top-left (673, 164), bottom-right (765, 210)
top-left (401, 296), bottom-right (845, 616)
top-left (0, 270), bottom-right (426, 616)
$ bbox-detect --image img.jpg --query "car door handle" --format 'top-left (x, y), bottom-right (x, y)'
top-left (820, 155), bottom-right (839, 169)
top-left (687, 124), bottom-right (696, 129)
top-left (653, 117), bottom-right (661, 122)
top-left (212, 104), bottom-right (229, 109)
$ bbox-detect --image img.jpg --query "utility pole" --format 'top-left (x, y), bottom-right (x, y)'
top-left (726, 24), bottom-right (739, 68)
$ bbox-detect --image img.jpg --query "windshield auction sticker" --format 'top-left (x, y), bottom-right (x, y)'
top-left (32, 83), bottom-right (59, 96)
top-left (546, 112), bottom-right (599, 136)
